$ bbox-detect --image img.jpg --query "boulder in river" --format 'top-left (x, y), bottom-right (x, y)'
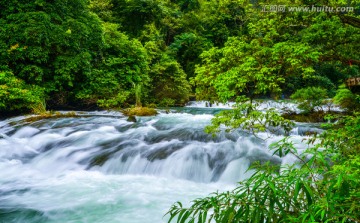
top-left (123, 107), bottom-right (158, 116)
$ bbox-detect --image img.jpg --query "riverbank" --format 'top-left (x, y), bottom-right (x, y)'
top-left (2, 100), bottom-right (346, 124)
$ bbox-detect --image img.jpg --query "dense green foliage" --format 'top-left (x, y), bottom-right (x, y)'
top-left (0, 0), bottom-right (360, 114)
top-left (0, 0), bottom-right (104, 109)
top-left (290, 87), bottom-right (328, 113)
top-left (75, 22), bottom-right (149, 108)
top-left (192, 1), bottom-right (360, 102)
top-left (0, 71), bottom-right (45, 113)
top-left (333, 84), bottom-right (360, 112)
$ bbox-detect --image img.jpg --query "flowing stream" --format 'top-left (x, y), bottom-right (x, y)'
top-left (0, 102), bottom-right (322, 223)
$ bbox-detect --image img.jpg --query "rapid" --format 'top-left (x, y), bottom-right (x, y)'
top-left (0, 101), bottom-right (323, 223)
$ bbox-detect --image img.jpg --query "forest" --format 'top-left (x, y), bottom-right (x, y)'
top-left (0, 0), bottom-right (360, 222)
top-left (0, 0), bottom-right (359, 114)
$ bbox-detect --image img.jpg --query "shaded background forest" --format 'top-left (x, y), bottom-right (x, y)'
top-left (0, 0), bottom-right (359, 115)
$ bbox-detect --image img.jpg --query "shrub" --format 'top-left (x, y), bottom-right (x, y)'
top-left (0, 71), bottom-right (45, 114)
top-left (97, 92), bottom-right (130, 109)
top-left (158, 98), bottom-right (176, 107)
top-left (333, 85), bottom-right (360, 112)
top-left (290, 87), bottom-right (328, 114)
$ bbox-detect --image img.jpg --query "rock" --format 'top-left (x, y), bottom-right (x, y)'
top-left (123, 107), bottom-right (158, 116)
top-left (127, 115), bottom-right (137, 122)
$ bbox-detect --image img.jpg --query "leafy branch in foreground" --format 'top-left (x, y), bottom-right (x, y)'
top-left (167, 161), bottom-right (319, 223)
top-left (205, 97), bottom-right (294, 138)
top-left (166, 113), bottom-right (360, 223)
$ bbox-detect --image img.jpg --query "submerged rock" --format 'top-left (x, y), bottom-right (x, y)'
top-left (89, 153), bottom-right (112, 166)
top-left (127, 115), bottom-right (137, 122)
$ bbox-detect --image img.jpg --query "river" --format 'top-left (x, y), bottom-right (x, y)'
top-left (0, 101), bottom-right (322, 223)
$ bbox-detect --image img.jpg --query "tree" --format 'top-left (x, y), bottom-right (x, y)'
top-left (111, 0), bottom-right (182, 41)
top-left (194, 38), bottom-right (320, 102)
top-left (89, 0), bottom-right (114, 22)
top-left (0, 0), bottom-right (104, 108)
top-left (76, 23), bottom-right (150, 108)
top-left (169, 33), bottom-right (213, 79)
top-left (179, 0), bottom-right (247, 46)
top-left (190, 0), bottom-right (359, 102)
top-left (145, 41), bottom-right (191, 106)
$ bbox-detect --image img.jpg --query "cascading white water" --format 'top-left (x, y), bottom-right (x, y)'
top-left (0, 107), bottom-right (318, 223)
top-left (186, 99), bottom-right (342, 114)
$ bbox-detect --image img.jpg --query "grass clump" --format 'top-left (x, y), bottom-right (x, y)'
top-left (24, 111), bottom-right (77, 122)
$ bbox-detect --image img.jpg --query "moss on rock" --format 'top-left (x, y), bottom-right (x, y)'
top-left (24, 111), bottom-right (77, 122)
top-left (122, 107), bottom-right (158, 116)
